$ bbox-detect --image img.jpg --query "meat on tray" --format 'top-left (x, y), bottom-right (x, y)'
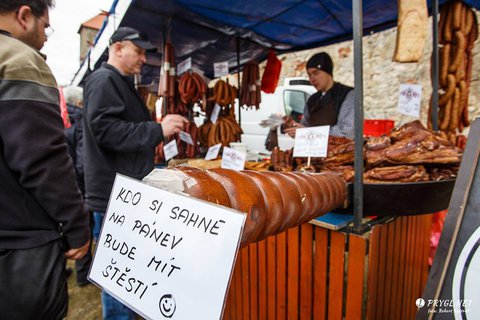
top-left (364, 165), bottom-right (430, 183)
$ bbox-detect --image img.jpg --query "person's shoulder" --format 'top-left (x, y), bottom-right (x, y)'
top-left (84, 65), bottom-right (118, 87)
top-left (0, 34), bottom-right (56, 88)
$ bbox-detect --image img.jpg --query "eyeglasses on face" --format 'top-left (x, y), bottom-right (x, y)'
top-left (38, 16), bottom-right (54, 37)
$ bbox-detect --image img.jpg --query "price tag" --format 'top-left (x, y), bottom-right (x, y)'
top-left (179, 131), bottom-right (194, 145)
top-left (214, 61), bottom-right (229, 78)
top-left (177, 57), bottom-right (192, 75)
top-left (211, 104), bottom-right (221, 124)
top-left (398, 84), bottom-right (422, 117)
top-left (205, 143), bottom-right (222, 160)
top-left (163, 140), bottom-right (178, 161)
top-left (293, 126), bottom-right (330, 158)
top-left (221, 147), bottom-right (246, 171)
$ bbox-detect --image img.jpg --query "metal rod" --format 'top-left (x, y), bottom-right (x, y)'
top-left (352, 0), bottom-right (364, 232)
top-left (431, 0), bottom-right (439, 131)
top-left (236, 36), bottom-right (242, 130)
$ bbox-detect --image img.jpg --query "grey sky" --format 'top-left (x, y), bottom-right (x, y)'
top-left (42, 0), bottom-right (113, 86)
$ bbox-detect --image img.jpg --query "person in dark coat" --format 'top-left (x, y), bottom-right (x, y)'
top-left (0, 1), bottom-right (90, 318)
top-left (83, 26), bottom-right (187, 320)
top-left (63, 85), bottom-right (93, 287)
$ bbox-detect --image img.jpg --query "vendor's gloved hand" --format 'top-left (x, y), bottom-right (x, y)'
top-left (160, 114), bottom-right (189, 138)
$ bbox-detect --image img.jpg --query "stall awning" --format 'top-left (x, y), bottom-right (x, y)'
top-left (72, 0), bottom-right (480, 85)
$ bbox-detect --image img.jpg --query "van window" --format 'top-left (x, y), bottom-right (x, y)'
top-left (284, 90), bottom-right (307, 122)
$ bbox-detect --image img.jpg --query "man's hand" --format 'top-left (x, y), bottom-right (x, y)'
top-left (65, 240), bottom-right (90, 260)
top-left (283, 122), bottom-right (304, 138)
top-left (161, 114), bottom-right (189, 138)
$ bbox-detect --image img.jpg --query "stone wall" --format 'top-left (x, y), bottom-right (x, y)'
top-left (263, 9), bottom-right (479, 131)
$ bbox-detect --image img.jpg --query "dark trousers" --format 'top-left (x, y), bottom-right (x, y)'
top-left (0, 240), bottom-right (67, 320)
top-left (75, 210), bottom-right (93, 284)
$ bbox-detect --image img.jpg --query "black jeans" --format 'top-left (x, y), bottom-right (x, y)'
top-left (0, 240), bottom-right (67, 320)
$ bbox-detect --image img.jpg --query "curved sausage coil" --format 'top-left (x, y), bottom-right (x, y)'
top-left (143, 167), bottom-right (347, 247)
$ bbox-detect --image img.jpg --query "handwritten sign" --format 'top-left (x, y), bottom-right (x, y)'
top-left (214, 61), bottom-right (229, 78)
top-left (293, 126), bottom-right (330, 157)
top-left (89, 174), bottom-right (245, 320)
top-left (205, 143), bottom-right (222, 161)
top-left (211, 104), bottom-right (221, 124)
top-left (163, 140), bottom-right (178, 161)
top-left (221, 147), bottom-right (246, 171)
top-left (398, 83), bottom-right (422, 117)
top-left (176, 57), bottom-right (192, 76)
top-left (179, 131), bottom-right (194, 145)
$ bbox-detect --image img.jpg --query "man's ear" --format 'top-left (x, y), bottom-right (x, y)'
top-left (16, 5), bottom-right (33, 30)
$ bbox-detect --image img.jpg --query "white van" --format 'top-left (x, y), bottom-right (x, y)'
top-left (238, 77), bottom-right (316, 155)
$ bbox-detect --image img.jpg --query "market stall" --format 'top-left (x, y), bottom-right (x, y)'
top-left (76, 0), bottom-right (480, 319)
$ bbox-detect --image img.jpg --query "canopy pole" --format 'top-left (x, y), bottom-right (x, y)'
top-left (431, 0), bottom-right (439, 131)
top-left (236, 36), bottom-right (242, 130)
top-left (353, 0), bottom-right (364, 232)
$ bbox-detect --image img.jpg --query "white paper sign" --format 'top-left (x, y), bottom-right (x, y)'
top-left (179, 131), bottom-right (194, 145)
top-left (398, 84), bottom-right (422, 117)
top-left (211, 104), bottom-right (221, 124)
top-left (293, 126), bottom-right (330, 157)
top-left (205, 143), bottom-right (222, 160)
top-left (163, 140), bottom-right (178, 161)
top-left (221, 147), bottom-right (246, 171)
top-left (176, 57), bottom-right (192, 76)
top-left (214, 61), bottom-right (229, 78)
top-left (89, 174), bottom-right (245, 320)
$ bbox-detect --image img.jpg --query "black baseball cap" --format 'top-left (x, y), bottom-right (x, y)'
top-left (109, 27), bottom-right (156, 51)
top-left (306, 52), bottom-right (333, 76)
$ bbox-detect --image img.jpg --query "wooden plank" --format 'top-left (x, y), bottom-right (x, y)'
top-left (258, 239), bottom-right (268, 320)
top-left (249, 243), bottom-right (259, 320)
top-left (402, 216), bottom-right (416, 320)
top-left (287, 227), bottom-right (300, 320)
top-left (299, 224), bottom-right (313, 319)
top-left (376, 223), bottom-right (388, 320)
top-left (382, 221), bottom-right (395, 318)
top-left (327, 231), bottom-right (345, 320)
top-left (241, 247), bottom-right (250, 320)
top-left (393, 217), bottom-right (408, 320)
top-left (223, 280), bottom-right (233, 320)
top-left (366, 225), bottom-right (380, 320)
top-left (276, 231), bottom-right (287, 320)
top-left (388, 219), bottom-right (401, 320)
top-left (234, 253), bottom-right (243, 320)
top-left (313, 227), bottom-right (328, 320)
top-left (266, 236), bottom-right (277, 320)
top-left (420, 214), bottom-right (433, 294)
top-left (345, 233), bottom-right (366, 320)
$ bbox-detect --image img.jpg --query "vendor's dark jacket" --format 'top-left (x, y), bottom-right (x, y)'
top-left (66, 104), bottom-right (85, 196)
top-left (0, 31), bottom-right (90, 250)
top-left (83, 62), bottom-right (164, 212)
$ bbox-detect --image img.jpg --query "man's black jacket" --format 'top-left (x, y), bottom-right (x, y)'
top-left (83, 63), bottom-right (164, 212)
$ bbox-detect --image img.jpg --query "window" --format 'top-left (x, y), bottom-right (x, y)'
top-left (284, 90), bottom-right (308, 122)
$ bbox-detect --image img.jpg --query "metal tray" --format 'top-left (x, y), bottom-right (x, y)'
top-left (334, 179), bottom-right (456, 216)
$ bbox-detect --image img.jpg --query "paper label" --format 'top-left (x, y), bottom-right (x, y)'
top-left (177, 57), bottom-right (192, 75)
top-left (221, 147), bottom-right (246, 171)
top-left (163, 140), bottom-right (179, 161)
top-left (214, 61), bottom-right (229, 78)
top-left (179, 131), bottom-right (194, 145)
top-left (211, 104), bottom-right (221, 124)
top-left (293, 126), bottom-right (330, 157)
top-left (205, 143), bottom-right (222, 161)
top-left (398, 84), bottom-right (422, 117)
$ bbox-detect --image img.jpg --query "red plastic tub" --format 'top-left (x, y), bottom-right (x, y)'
top-left (363, 119), bottom-right (395, 137)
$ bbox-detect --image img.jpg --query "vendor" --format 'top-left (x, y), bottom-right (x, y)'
top-left (284, 52), bottom-right (354, 138)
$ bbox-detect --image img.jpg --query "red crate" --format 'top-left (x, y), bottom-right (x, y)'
top-left (363, 119), bottom-right (395, 137)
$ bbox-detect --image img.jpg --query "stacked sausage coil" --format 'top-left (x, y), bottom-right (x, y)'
top-left (143, 167), bottom-right (347, 247)
top-left (429, 1), bottom-right (478, 133)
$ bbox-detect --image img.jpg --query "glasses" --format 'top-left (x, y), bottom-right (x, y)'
top-left (39, 16), bottom-right (54, 37)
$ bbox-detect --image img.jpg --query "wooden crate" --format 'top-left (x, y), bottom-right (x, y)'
top-left (223, 214), bottom-right (432, 320)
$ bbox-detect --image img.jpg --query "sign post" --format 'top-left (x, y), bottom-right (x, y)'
top-left (89, 175), bottom-right (245, 320)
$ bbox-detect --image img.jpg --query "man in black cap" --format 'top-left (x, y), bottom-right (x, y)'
top-left (284, 51), bottom-right (354, 138)
top-left (83, 26), bottom-right (187, 320)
